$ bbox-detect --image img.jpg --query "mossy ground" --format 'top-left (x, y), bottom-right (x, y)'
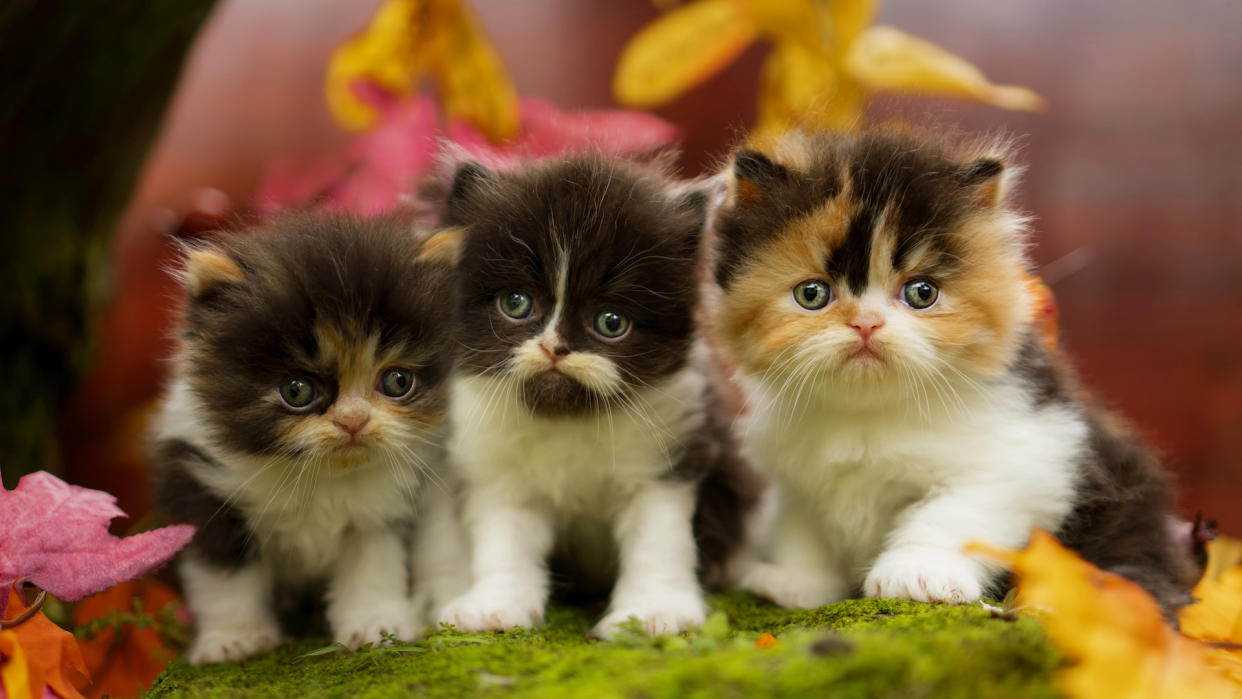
top-left (148, 593), bottom-right (1063, 698)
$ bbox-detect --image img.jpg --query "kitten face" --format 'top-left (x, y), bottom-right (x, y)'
top-left (445, 155), bottom-right (706, 416)
top-left (178, 214), bottom-right (456, 466)
top-left (714, 130), bottom-right (1034, 400)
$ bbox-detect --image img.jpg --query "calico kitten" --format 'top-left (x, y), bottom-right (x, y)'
top-left (149, 214), bottom-right (458, 663)
top-left (428, 154), bottom-right (757, 639)
top-left (712, 128), bottom-right (1196, 615)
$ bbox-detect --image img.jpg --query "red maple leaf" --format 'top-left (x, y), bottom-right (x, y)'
top-left (0, 471), bottom-right (194, 619)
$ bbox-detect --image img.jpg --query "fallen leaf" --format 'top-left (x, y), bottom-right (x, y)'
top-left (1180, 536), bottom-right (1242, 684)
top-left (0, 471), bottom-right (194, 620)
top-left (3, 587), bottom-right (89, 699)
top-left (755, 632), bottom-right (779, 649)
top-left (969, 531), bottom-right (1240, 698)
top-left (0, 628), bottom-right (43, 699)
top-left (72, 579), bottom-right (184, 699)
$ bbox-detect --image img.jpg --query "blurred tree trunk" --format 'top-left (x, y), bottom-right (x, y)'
top-left (0, 1), bottom-right (217, 486)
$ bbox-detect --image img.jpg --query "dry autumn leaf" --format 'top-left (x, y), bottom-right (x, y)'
top-left (755, 632), bottom-right (779, 649)
top-left (1180, 536), bottom-right (1242, 684)
top-left (969, 531), bottom-right (1241, 698)
top-left (2, 587), bottom-right (90, 699)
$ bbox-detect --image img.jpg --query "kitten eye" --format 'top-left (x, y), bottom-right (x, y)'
top-left (592, 311), bottom-right (631, 339)
top-left (279, 377), bottom-right (317, 408)
top-left (379, 368), bottom-right (415, 398)
top-left (498, 291), bottom-right (533, 319)
top-left (792, 280), bottom-right (832, 310)
top-left (901, 279), bottom-right (940, 310)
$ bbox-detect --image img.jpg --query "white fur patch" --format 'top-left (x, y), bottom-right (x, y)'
top-left (737, 368), bottom-right (1085, 607)
top-left (439, 354), bottom-right (709, 635)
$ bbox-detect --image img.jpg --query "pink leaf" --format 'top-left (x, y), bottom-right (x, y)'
top-left (255, 89), bottom-right (680, 216)
top-left (0, 471), bottom-right (195, 619)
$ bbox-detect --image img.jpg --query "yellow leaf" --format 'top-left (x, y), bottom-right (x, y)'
top-left (1181, 537), bottom-right (1242, 684)
top-left (969, 531), bottom-right (1241, 698)
top-left (845, 25), bottom-right (1044, 112)
top-left (433, 0), bottom-right (519, 141)
top-left (326, 0), bottom-right (423, 131)
top-left (755, 41), bottom-right (863, 138)
top-left (614, 0), bottom-right (757, 108)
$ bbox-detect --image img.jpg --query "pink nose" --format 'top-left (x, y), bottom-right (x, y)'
top-left (541, 343), bottom-right (570, 363)
top-left (333, 410), bottom-right (370, 435)
top-left (850, 312), bottom-right (885, 341)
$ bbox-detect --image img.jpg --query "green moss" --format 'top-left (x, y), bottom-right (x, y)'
top-left (147, 595), bottom-right (1063, 698)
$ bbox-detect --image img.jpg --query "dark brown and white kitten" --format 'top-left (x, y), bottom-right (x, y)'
top-left (149, 214), bottom-right (457, 663)
top-left (712, 128), bottom-right (1196, 615)
top-left (427, 154), bottom-right (758, 639)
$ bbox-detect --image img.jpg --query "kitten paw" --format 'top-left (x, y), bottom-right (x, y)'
top-left (739, 562), bottom-right (848, 609)
top-left (187, 623), bottom-right (281, 665)
top-left (436, 586), bottom-right (544, 632)
top-left (591, 587), bottom-right (707, 639)
top-left (332, 599), bottom-right (418, 649)
top-left (864, 548), bottom-right (984, 604)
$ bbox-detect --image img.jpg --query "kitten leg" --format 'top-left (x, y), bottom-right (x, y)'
top-left (436, 490), bottom-right (553, 632)
top-left (593, 482), bottom-right (707, 639)
top-left (864, 483), bottom-right (1039, 604)
top-left (327, 527), bottom-right (416, 648)
top-left (410, 486), bottom-right (471, 628)
top-left (738, 501), bottom-right (849, 608)
top-left (182, 553), bottom-right (280, 664)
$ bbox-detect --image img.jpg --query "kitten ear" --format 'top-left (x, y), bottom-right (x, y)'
top-left (180, 246), bottom-right (244, 298)
top-left (957, 157), bottom-right (1006, 209)
top-left (416, 227), bottom-right (467, 266)
top-left (447, 162), bottom-right (491, 207)
top-left (731, 150), bottom-right (789, 208)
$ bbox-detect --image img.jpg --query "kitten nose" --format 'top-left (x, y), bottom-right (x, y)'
top-left (333, 409), bottom-right (370, 436)
top-left (850, 312), bottom-right (886, 341)
top-left (541, 343), bottom-right (571, 363)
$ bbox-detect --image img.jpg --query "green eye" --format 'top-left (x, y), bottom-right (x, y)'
top-left (498, 291), bottom-right (533, 319)
top-left (379, 368), bottom-right (415, 398)
top-left (793, 280), bottom-right (832, 310)
top-left (592, 311), bottom-right (630, 339)
top-left (902, 279), bottom-right (940, 309)
top-left (279, 377), bottom-right (316, 408)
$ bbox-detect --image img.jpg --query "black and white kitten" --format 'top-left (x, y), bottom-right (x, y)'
top-left (150, 214), bottom-right (458, 663)
top-left (427, 154), bottom-right (757, 639)
top-left (711, 128), bottom-right (1197, 615)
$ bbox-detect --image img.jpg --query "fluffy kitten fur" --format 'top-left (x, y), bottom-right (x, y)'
top-left (712, 128), bottom-right (1195, 615)
top-left (150, 214), bottom-right (457, 663)
top-left (429, 154), bottom-right (758, 639)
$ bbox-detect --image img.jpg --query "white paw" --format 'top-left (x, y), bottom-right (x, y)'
top-left (436, 584), bottom-right (544, 632)
top-left (331, 598), bottom-right (418, 649)
top-left (187, 622), bottom-right (281, 664)
top-left (864, 548), bottom-right (985, 604)
top-left (739, 562), bottom-right (848, 609)
top-left (592, 587), bottom-right (707, 639)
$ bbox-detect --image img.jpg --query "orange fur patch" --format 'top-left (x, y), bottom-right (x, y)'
top-left (417, 227), bottom-right (466, 266)
top-left (183, 248), bottom-right (244, 297)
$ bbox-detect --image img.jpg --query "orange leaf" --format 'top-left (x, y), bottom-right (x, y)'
top-left (972, 531), bottom-right (1240, 698)
top-left (5, 587), bottom-right (89, 699)
top-left (72, 579), bottom-right (182, 699)
top-left (755, 632), bottom-right (779, 649)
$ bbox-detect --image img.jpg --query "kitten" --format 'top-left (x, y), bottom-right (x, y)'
top-left (427, 154), bottom-right (758, 639)
top-left (149, 214), bottom-right (458, 663)
top-left (711, 128), bottom-right (1196, 615)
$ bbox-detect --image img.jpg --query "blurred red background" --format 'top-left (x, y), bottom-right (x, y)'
top-left (59, 0), bottom-right (1241, 531)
